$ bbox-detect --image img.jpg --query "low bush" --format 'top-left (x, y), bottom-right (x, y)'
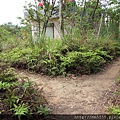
top-left (0, 62), bottom-right (50, 120)
top-left (1, 36), bottom-right (120, 76)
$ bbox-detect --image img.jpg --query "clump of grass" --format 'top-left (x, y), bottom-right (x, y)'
top-left (109, 106), bottom-right (120, 115)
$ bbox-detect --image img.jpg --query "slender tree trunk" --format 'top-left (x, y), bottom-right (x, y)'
top-left (42, 0), bottom-right (56, 36)
top-left (80, 0), bottom-right (86, 26)
top-left (97, 13), bottom-right (103, 39)
top-left (59, 0), bottom-right (64, 36)
top-left (38, 21), bottom-right (41, 38)
top-left (42, 20), bottom-right (49, 34)
top-left (91, 0), bottom-right (99, 22)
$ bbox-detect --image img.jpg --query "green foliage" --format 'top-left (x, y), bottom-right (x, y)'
top-left (0, 67), bottom-right (17, 82)
top-left (109, 107), bottom-right (120, 115)
top-left (60, 50), bottom-right (107, 75)
top-left (37, 105), bottom-right (50, 116)
top-left (0, 62), bottom-right (49, 119)
top-left (64, 0), bottom-right (120, 40)
top-left (23, 0), bottom-right (57, 38)
top-left (0, 81), bottom-right (11, 90)
top-left (0, 0), bottom-right (119, 77)
top-left (117, 76), bottom-right (120, 82)
top-left (0, 23), bottom-right (23, 52)
top-left (1, 35), bottom-right (120, 76)
top-left (11, 103), bottom-right (28, 120)
top-left (108, 73), bottom-right (120, 115)
top-left (0, 26), bottom-right (12, 41)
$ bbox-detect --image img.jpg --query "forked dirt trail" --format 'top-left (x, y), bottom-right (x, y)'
top-left (17, 58), bottom-right (120, 114)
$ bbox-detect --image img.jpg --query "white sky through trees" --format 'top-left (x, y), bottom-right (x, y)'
top-left (0, 0), bottom-right (33, 25)
top-left (0, 0), bottom-right (57, 25)
top-left (0, 0), bottom-right (118, 25)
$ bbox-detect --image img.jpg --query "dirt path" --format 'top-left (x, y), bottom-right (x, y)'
top-left (16, 58), bottom-right (120, 114)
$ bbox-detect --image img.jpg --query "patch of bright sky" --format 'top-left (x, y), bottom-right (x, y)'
top-left (0, 0), bottom-right (35, 25)
top-left (0, 0), bottom-right (118, 25)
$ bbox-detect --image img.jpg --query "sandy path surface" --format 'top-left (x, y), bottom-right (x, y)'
top-left (17, 58), bottom-right (120, 114)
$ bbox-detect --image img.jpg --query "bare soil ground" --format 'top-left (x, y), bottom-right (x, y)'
top-left (16, 57), bottom-right (120, 114)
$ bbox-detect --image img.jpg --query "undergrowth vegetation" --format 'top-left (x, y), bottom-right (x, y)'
top-left (0, 19), bottom-right (120, 118)
top-left (1, 33), bottom-right (120, 76)
top-left (0, 2), bottom-right (120, 117)
top-left (0, 62), bottom-right (50, 120)
top-left (108, 75), bottom-right (120, 115)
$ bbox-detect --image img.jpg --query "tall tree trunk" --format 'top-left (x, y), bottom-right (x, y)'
top-left (59, 0), bottom-right (64, 36)
top-left (91, 0), bottom-right (99, 22)
top-left (42, 0), bottom-right (56, 36)
top-left (97, 13), bottom-right (103, 39)
top-left (38, 21), bottom-right (41, 38)
top-left (80, 0), bottom-right (86, 26)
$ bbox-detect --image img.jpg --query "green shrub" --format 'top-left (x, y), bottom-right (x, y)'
top-left (60, 50), bottom-right (106, 75)
top-left (0, 81), bottom-right (11, 90)
top-left (0, 62), bottom-right (17, 82)
top-left (0, 63), bottom-right (50, 119)
top-left (1, 35), bottom-right (120, 76)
